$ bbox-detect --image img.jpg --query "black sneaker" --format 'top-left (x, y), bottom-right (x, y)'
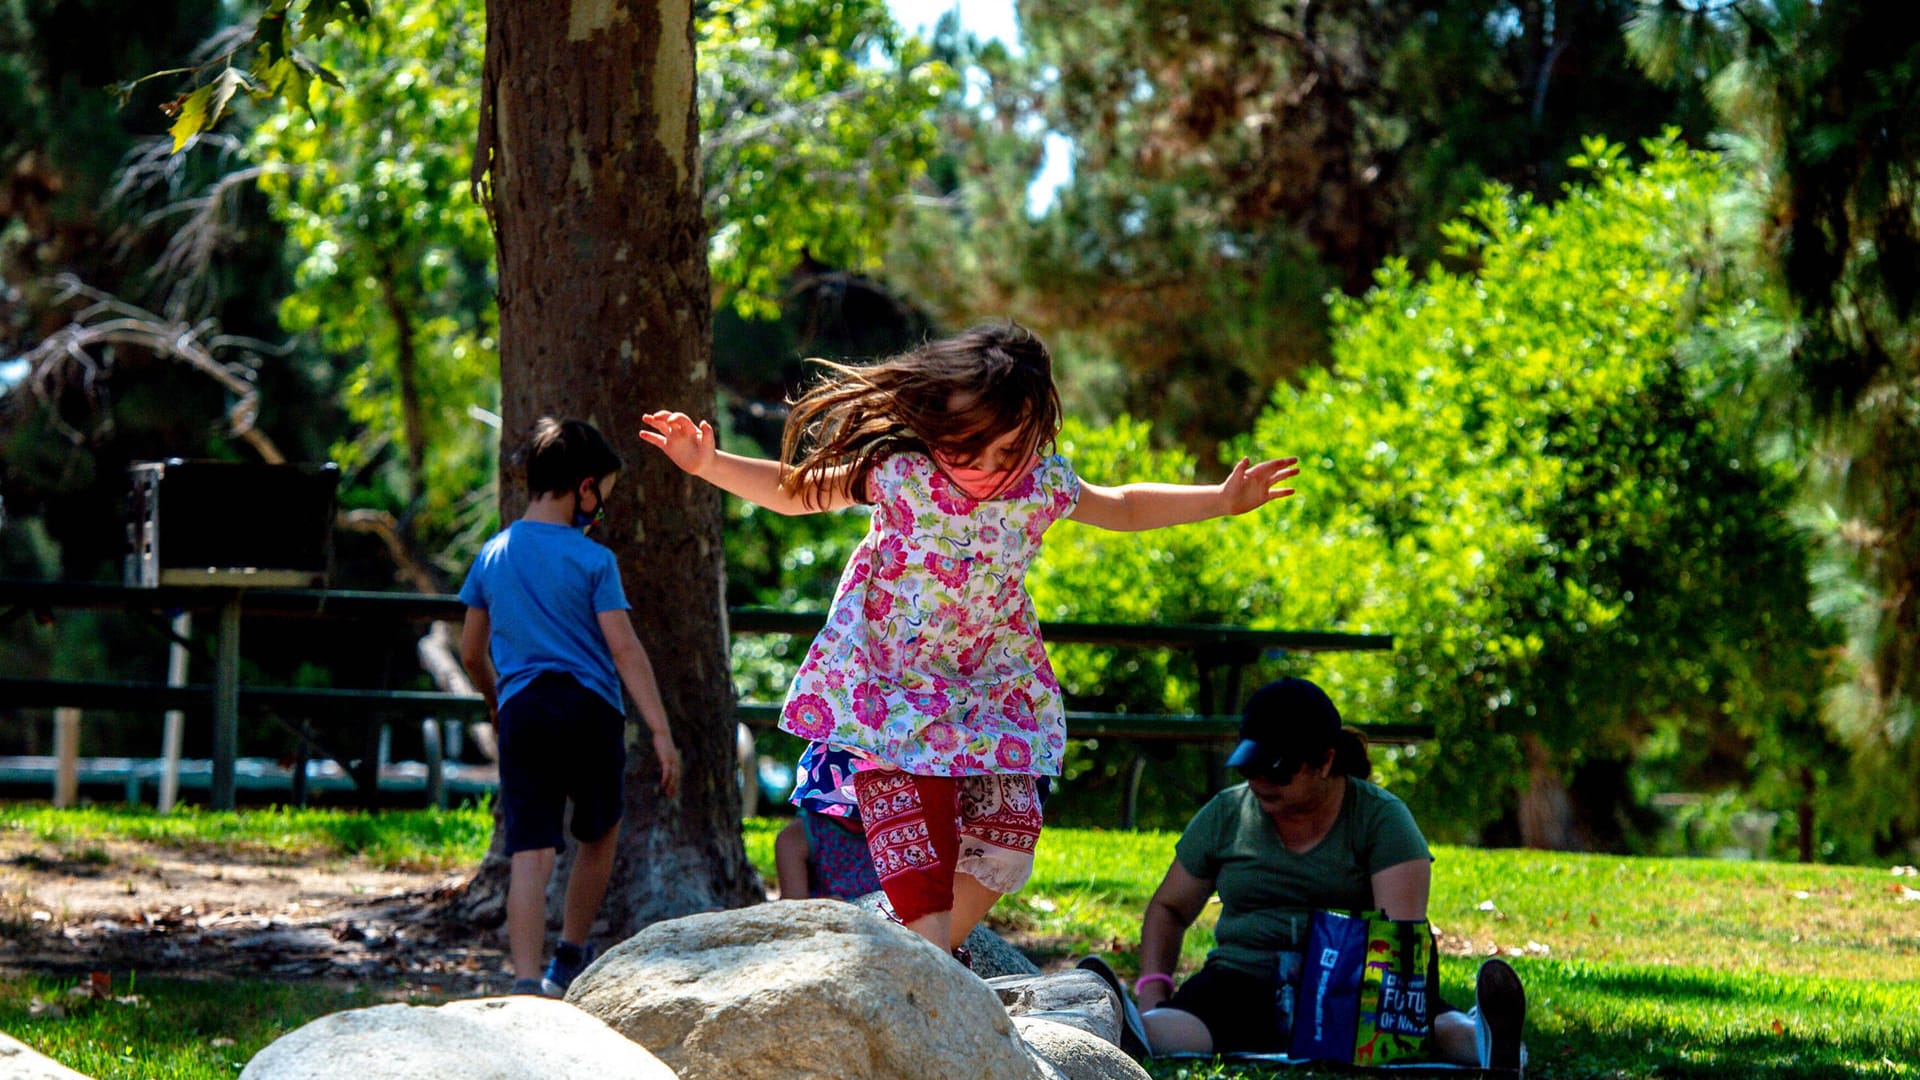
top-left (541, 942), bottom-right (596, 998)
top-left (1075, 955), bottom-right (1152, 1059)
top-left (952, 945), bottom-right (974, 969)
top-left (508, 977), bottom-right (548, 997)
top-left (1474, 957), bottom-right (1526, 1077)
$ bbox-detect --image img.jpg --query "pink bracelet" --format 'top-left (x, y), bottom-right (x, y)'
top-left (1133, 972), bottom-right (1175, 996)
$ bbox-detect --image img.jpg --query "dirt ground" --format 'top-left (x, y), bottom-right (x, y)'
top-left (0, 831), bottom-right (513, 994)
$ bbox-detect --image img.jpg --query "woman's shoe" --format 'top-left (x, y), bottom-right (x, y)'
top-left (1473, 957), bottom-right (1527, 1076)
top-left (1074, 954), bottom-right (1153, 1059)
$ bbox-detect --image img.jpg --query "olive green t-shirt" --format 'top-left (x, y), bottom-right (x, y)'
top-left (1174, 778), bottom-right (1430, 978)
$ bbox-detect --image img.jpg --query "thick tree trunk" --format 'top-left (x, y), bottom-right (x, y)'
top-left (450, 0), bottom-right (763, 941)
top-left (1516, 734), bottom-right (1582, 851)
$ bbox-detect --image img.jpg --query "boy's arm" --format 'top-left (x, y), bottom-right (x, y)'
top-left (458, 607), bottom-right (498, 716)
top-left (597, 610), bottom-right (682, 798)
top-left (1067, 456), bottom-right (1300, 532)
top-left (639, 410), bottom-right (858, 515)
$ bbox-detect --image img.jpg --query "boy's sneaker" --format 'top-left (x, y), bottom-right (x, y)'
top-left (1473, 957), bottom-right (1527, 1076)
top-left (509, 977), bottom-right (548, 997)
top-left (1074, 955), bottom-right (1152, 1060)
top-left (541, 942), bottom-right (596, 998)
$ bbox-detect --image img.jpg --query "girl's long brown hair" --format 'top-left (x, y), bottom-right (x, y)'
top-left (779, 322), bottom-right (1063, 508)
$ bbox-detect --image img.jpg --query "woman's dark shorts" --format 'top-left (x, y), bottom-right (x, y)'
top-left (497, 672), bottom-right (625, 854)
top-left (1158, 947), bottom-right (1459, 1054)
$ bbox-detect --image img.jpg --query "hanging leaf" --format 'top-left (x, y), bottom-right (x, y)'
top-left (289, 50), bottom-right (345, 89)
top-left (167, 84), bottom-right (215, 152)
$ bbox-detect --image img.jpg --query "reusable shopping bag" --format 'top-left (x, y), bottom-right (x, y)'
top-left (1288, 910), bottom-right (1433, 1065)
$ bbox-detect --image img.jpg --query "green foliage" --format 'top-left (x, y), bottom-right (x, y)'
top-left (251, 1), bottom-right (498, 577)
top-left (136, 0), bottom-right (358, 153)
top-left (1626, 0), bottom-right (1920, 849)
top-left (1233, 133), bottom-right (1831, 840)
top-left (700, 0), bottom-right (955, 318)
top-left (885, 0), bottom-right (1710, 449)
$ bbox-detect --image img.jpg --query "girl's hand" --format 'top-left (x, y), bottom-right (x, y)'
top-left (1220, 456), bottom-right (1300, 515)
top-left (639, 411), bottom-right (717, 476)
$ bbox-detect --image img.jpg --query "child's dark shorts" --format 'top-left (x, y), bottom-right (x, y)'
top-left (496, 672), bottom-right (625, 854)
top-left (1160, 949), bottom-right (1458, 1054)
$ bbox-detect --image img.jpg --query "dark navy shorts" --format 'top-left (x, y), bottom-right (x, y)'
top-left (496, 672), bottom-right (625, 854)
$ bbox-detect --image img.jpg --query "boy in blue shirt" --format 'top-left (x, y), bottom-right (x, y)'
top-left (458, 417), bottom-right (681, 997)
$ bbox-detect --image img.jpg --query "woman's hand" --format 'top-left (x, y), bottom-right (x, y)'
top-left (639, 411), bottom-right (717, 476)
top-left (1218, 455), bottom-right (1300, 516)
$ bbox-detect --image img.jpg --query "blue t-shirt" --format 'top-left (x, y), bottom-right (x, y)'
top-left (458, 520), bottom-right (631, 713)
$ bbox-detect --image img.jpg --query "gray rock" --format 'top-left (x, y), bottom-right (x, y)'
top-left (849, 889), bottom-right (1043, 977)
top-left (1012, 1017), bottom-right (1152, 1080)
top-left (567, 899), bottom-right (1049, 1080)
top-left (0, 1031), bottom-right (92, 1079)
top-left (988, 970), bottom-right (1122, 1045)
top-left (238, 996), bottom-right (674, 1080)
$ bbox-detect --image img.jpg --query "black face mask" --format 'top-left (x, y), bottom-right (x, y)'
top-left (574, 477), bottom-right (605, 534)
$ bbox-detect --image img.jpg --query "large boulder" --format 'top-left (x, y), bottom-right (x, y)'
top-left (567, 899), bottom-right (1048, 1080)
top-left (850, 890), bottom-right (1042, 977)
top-left (0, 1031), bottom-right (92, 1079)
top-left (988, 970), bottom-right (1121, 1045)
top-left (1011, 1017), bottom-right (1151, 1080)
top-left (238, 996), bottom-right (674, 1080)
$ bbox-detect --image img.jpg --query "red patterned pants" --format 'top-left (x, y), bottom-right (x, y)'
top-left (851, 769), bottom-right (1044, 925)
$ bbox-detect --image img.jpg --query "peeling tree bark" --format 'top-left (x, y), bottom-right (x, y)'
top-left (451, 0), bottom-right (762, 939)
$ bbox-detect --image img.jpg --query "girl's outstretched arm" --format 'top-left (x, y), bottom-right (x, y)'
top-left (639, 410), bottom-right (858, 515)
top-left (1068, 455), bottom-right (1299, 532)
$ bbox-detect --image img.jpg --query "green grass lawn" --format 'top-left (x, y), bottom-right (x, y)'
top-left (4, 808), bottom-right (1915, 1078)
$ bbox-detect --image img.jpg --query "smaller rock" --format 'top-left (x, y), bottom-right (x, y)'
top-left (989, 970), bottom-right (1121, 1045)
top-left (239, 996), bottom-right (673, 1080)
top-left (1014, 1017), bottom-right (1151, 1080)
top-left (0, 1030), bottom-right (93, 1079)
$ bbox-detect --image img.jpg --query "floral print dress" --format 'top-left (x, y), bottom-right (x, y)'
top-left (780, 450), bottom-right (1080, 810)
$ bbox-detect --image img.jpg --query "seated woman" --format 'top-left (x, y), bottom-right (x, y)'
top-left (774, 807), bottom-right (883, 900)
top-left (1084, 677), bottom-right (1527, 1074)
top-left (775, 743), bottom-right (884, 901)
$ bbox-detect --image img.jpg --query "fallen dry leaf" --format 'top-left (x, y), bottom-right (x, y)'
top-left (1771, 1018), bottom-right (1785, 1036)
top-left (210, 1037), bottom-right (236, 1048)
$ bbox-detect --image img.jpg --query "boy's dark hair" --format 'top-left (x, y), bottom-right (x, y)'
top-left (521, 417), bottom-right (623, 496)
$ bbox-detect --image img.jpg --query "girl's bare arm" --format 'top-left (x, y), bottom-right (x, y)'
top-left (1068, 456), bottom-right (1299, 531)
top-left (639, 410), bottom-right (858, 515)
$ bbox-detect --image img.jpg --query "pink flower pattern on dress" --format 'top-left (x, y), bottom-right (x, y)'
top-left (873, 536), bottom-right (909, 581)
top-left (853, 683), bottom-right (889, 729)
top-left (777, 452), bottom-right (1081, 777)
top-left (924, 552), bottom-right (970, 590)
top-left (928, 470), bottom-right (977, 515)
top-left (787, 693), bottom-right (836, 740)
top-left (995, 738), bottom-right (1033, 770)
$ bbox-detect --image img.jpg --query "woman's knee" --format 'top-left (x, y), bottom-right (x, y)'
top-left (1141, 1006), bottom-right (1214, 1056)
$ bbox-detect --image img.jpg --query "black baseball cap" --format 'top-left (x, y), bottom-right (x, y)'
top-left (1224, 677), bottom-right (1342, 774)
